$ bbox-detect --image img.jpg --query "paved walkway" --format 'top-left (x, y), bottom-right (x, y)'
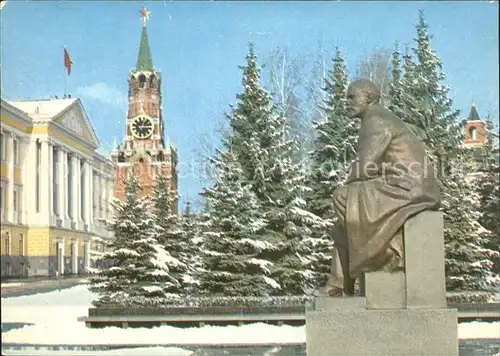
top-left (1, 276), bottom-right (89, 298)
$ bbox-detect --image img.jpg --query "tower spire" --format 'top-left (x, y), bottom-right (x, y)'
top-left (467, 103), bottom-right (481, 122)
top-left (136, 8), bottom-right (154, 72)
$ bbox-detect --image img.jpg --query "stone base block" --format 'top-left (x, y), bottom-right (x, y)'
top-left (306, 308), bottom-right (457, 356)
top-left (315, 297), bottom-right (366, 311)
top-left (365, 271), bottom-right (406, 309)
top-left (404, 211), bottom-right (446, 308)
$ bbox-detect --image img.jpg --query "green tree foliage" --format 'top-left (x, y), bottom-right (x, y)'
top-left (151, 172), bottom-right (194, 297)
top-left (307, 46), bottom-right (358, 287)
top-left (89, 176), bottom-right (178, 306)
top-left (391, 10), bottom-right (497, 299)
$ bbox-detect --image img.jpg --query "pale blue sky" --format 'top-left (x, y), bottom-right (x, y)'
top-left (1, 1), bottom-right (498, 210)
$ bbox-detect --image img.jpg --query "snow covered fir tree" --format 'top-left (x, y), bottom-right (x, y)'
top-left (474, 117), bottom-right (500, 280)
top-left (199, 44), bottom-right (325, 296)
top-left (198, 147), bottom-right (278, 296)
top-left (178, 201), bottom-right (204, 294)
top-left (89, 176), bottom-right (182, 307)
top-left (389, 10), bottom-right (498, 301)
top-left (151, 172), bottom-right (197, 299)
top-left (306, 46), bottom-right (357, 287)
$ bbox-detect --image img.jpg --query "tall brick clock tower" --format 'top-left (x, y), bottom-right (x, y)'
top-left (112, 8), bottom-right (178, 214)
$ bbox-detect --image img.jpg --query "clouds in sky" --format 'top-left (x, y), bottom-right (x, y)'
top-left (76, 82), bottom-right (127, 110)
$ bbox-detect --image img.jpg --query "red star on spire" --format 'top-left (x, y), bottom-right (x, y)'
top-left (139, 7), bottom-right (150, 26)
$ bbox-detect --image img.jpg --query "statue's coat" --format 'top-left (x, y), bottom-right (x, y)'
top-left (337, 104), bottom-right (441, 277)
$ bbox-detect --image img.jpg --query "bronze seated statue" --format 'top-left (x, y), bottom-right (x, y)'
top-left (318, 79), bottom-right (440, 297)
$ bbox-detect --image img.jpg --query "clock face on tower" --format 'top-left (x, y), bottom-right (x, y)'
top-left (130, 116), bottom-right (153, 139)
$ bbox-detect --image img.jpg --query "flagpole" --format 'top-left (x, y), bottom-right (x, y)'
top-left (64, 46), bottom-right (67, 96)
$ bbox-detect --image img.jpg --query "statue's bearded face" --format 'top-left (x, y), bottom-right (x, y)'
top-left (346, 87), bottom-right (370, 119)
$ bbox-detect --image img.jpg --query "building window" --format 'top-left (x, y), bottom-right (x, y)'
top-left (13, 139), bottom-right (19, 166)
top-left (5, 232), bottom-right (11, 256)
top-left (20, 262), bottom-right (26, 277)
top-left (469, 127), bottom-right (477, 141)
top-left (139, 74), bottom-right (146, 88)
top-left (0, 183), bottom-right (5, 220)
top-left (36, 140), bottom-right (41, 212)
top-left (13, 186), bottom-right (18, 218)
top-left (56, 240), bottom-right (63, 274)
top-left (6, 262), bottom-right (12, 276)
top-left (16, 187), bottom-right (22, 223)
top-left (19, 233), bottom-right (24, 256)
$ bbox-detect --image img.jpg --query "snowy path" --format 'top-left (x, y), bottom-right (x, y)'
top-left (1, 285), bottom-right (304, 346)
top-left (2, 347), bottom-right (194, 356)
top-left (1, 284), bottom-right (499, 348)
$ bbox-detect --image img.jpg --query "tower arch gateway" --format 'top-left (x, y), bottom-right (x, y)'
top-left (111, 8), bottom-right (178, 214)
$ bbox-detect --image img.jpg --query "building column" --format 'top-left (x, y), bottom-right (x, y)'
top-left (92, 171), bottom-right (97, 226)
top-left (80, 160), bottom-right (86, 225)
top-left (48, 140), bottom-right (54, 221)
top-left (18, 138), bottom-right (29, 224)
top-left (107, 177), bottom-right (114, 219)
top-left (84, 161), bottom-right (92, 228)
top-left (104, 178), bottom-right (110, 220)
top-left (88, 167), bottom-right (94, 226)
top-left (99, 174), bottom-right (104, 220)
top-left (6, 132), bottom-right (15, 223)
top-left (66, 153), bottom-right (70, 221)
top-left (102, 176), bottom-right (107, 220)
top-left (22, 139), bottom-right (36, 223)
top-left (57, 147), bottom-right (67, 225)
top-left (102, 175), bottom-right (107, 220)
top-left (76, 156), bottom-right (82, 226)
top-left (71, 239), bottom-right (78, 274)
top-left (40, 139), bottom-right (50, 222)
top-left (83, 240), bottom-right (90, 271)
top-left (70, 154), bottom-right (79, 228)
top-left (57, 237), bottom-right (65, 275)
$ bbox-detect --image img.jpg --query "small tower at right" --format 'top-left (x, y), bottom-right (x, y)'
top-left (464, 104), bottom-right (486, 148)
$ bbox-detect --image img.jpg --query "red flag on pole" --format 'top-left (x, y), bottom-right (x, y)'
top-left (64, 48), bottom-right (72, 75)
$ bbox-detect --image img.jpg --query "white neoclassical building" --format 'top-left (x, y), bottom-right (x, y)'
top-left (1, 97), bottom-right (115, 277)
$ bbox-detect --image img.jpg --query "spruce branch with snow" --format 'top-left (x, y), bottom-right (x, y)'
top-left (179, 201), bottom-right (205, 294)
top-left (151, 171), bottom-right (195, 298)
top-left (476, 118), bottom-right (500, 280)
top-left (199, 147), bottom-right (278, 297)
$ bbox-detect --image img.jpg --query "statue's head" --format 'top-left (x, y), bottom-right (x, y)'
top-left (346, 79), bottom-right (381, 119)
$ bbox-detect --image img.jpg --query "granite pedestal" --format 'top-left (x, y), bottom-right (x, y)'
top-left (306, 211), bottom-right (458, 356)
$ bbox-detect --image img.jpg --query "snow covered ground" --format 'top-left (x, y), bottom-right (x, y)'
top-left (1, 285), bottom-right (303, 346)
top-left (2, 347), bottom-right (194, 356)
top-left (1, 282), bottom-right (24, 287)
top-left (1, 284), bottom-right (499, 351)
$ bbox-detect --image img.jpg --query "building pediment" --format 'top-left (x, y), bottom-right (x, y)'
top-left (7, 98), bottom-right (100, 149)
top-left (53, 100), bottom-right (100, 148)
